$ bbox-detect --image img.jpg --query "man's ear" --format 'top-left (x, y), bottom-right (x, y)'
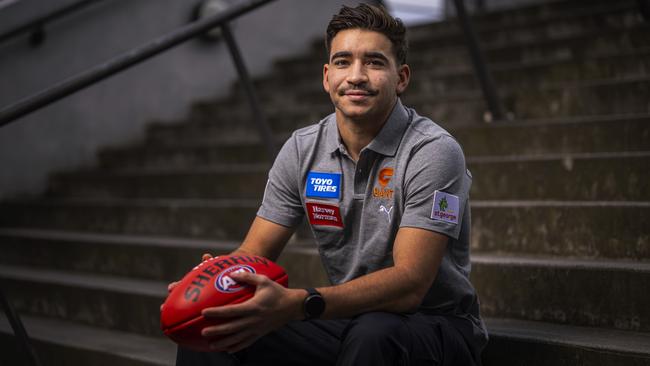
top-left (323, 63), bottom-right (331, 93)
top-left (396, 64), bottom-right (411, 95)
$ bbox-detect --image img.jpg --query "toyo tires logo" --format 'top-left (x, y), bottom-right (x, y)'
top-left (215, 265), bottom-right (256, 293)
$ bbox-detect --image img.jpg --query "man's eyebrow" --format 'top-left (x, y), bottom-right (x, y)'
top-left (330, 51), bottom-right (390, 62)
top-left (330, 51), bottom-right (351, 62)
top-left (364, 51), bottom-right (389, 62)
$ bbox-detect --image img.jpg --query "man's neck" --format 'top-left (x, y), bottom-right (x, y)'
top-left (335, 103), bottom-right (396, 162)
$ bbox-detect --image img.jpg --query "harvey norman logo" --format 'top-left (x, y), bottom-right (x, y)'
top-left (431, 190), bottom-right (459, 225)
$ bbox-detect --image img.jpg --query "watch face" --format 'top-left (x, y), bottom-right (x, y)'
top-left (305, 294), bottom-right (325, 319)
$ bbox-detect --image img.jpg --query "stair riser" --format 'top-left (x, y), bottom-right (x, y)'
top-left (259, 53), bottom-right (650, 106)
top-left (110, 118), bottom-right (650, 170)
top-left (0, 334), bottom-right (166, 366)
top-left (49, 156), bottom-right (650, 201)
top-left (48, 171), bottom-right (268, 200)
top-left (472, 205), bottom-right (650, 260)
top-left (454, 117), bottom-right (650, 156)
top-left (0, 202), bottom-right (259, 239)
top-left (2, 204), bottom-right (647, 261)
top-left (472, 263), bottom-right (650, 332)
top-left (99, 145), bottom-right (271, 170)
top-left (410, 79), bottom-right (650, 124)
top-left (469, 156), bottom-right (650, 201)
top-left (482, 334), bottom-right (650, 366)
top-left (0, 235), bottom-right (329, 286)
top-left (0, 278), bottom-right (164, 337)
top-left (273, 27), bottom-right (650, 81)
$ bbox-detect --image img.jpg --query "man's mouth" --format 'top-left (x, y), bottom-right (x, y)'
top-left (339, 89), bottom-right (377, 97)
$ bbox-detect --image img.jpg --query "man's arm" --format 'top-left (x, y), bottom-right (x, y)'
top-left (231, 216), bottom-right (296, 261)
top-left (201, 225), bottom-right (447, 353)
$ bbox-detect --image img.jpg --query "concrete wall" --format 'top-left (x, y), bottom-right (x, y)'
top-left (0, 0), bottom-right (357, 199)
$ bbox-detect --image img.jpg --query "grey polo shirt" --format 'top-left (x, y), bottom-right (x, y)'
top-left (257, 99), bottom-right (487, 350)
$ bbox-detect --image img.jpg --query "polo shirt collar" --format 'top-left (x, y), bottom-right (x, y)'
top-left (325, 98), bottom-right (410, 157)
top-left (366, 98), bottom-right (410, 157)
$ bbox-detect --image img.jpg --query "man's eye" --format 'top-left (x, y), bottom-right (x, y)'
top-left (333, 60), bottom-right (349, 66)
top-left (367, 60), bottom-right (385, 66)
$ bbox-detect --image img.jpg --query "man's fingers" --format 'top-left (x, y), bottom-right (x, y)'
top-left (167, 281), bottom-right (179, 293)
top-left (229, 271), bottom-right (267, 286)
top-left (202, 300), bottom-right (260, 318)
top-left (202, 253), bottom-right (213, 261)
top-left (201, 316), bottom-right (254, 338)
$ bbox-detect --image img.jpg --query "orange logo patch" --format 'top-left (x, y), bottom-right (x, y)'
top-left (378, 167), bottom-right (394, 187)
top-left (373, 167), bottom-right (394, 199)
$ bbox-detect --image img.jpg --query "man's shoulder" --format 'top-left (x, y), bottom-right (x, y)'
top-left (403, 108), bottom-right (460, 151)
top-left (292, 113), bottom-right (335, 139)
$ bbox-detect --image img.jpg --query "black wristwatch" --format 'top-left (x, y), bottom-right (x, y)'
top-left (303, 288), bottom-right (325, 320)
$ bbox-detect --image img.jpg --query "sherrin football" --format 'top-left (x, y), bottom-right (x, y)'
top-left (160, 254), bottom-right (289, 351)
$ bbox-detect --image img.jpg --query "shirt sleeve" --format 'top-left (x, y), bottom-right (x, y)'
top-left (399, 134), bottom-right (471, 240)
top-left (256, 134), bottom-right (305, 228)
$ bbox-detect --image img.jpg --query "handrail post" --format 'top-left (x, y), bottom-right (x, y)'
top-left (0, 288), bottom-right (42, 366)
top-left (221, 23), bottom-right (277, 161)
top-left (452, 0), bottom-right (506, 122)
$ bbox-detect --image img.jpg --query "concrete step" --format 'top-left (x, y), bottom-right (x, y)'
top-left (407, 76), bottom-right (650, 124)
top-left (483, 317), bottom-right (650, 366)
top-left (0, 264), bottom-right (166, 336)
top-left (273, 24), bottom-right (650, 82)
top-left (1, 200), bottom-right (648, 261)
top-left (0, 228), bottom-right (329, 286)
top-left (107, 115), bottom-right (649, 171)
top-left (468, 152), bottom-right (650, 201)
top-left (259, 48), bottom-right (650, 103)
top-left (472, 255), bottom-right (650, 332)
top-left (454, 114), bottom-right (650, 156)
top-left (50, 152), bottom-right (650, 201)
top-left (407, 0), bottom-right (639, 41)
top-left (471, 201), bottom-right (650, 260)
top-left (0, 198), bottom-right (260, 239)
top-left (0, 314), bottom-right (175, 366)
top-left (48, 164), bottom-right (269, 200)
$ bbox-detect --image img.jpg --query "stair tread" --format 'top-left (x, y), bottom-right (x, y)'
top-left (473, 254), bottom-right (650, 272)
top-left (0, 264), bottom-right (167, 296)
top-left (485, 317), bottom-right (650, 356)
top-left (0, 314), bottom-right (175, 365)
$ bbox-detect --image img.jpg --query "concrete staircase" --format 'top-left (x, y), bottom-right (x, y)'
top-left (1, 0), bottom-right (649, 364)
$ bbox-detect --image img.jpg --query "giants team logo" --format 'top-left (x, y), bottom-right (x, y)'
top-left (215, 265), bottom-right (256, 293)
top-left (373, 167), bottom-right (394, 199)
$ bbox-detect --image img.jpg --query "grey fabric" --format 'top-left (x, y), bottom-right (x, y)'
top-left (257, 99), bottom-right (488, 353)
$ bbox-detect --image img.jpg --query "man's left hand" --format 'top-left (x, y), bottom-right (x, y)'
top-left (200, 270), bottom-right (304, 353)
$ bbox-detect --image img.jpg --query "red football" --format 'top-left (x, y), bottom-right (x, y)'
top-left (160, 254), bottom-right (289, 351)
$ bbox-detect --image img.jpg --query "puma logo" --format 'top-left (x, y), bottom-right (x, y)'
top-left (379, 205), bottom-right (393, 223)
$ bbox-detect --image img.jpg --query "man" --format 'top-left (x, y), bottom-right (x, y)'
top-left (174, 3), bottom-right (487, 365)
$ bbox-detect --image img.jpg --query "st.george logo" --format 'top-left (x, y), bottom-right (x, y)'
top-left (215, 265), bottom-right (256, 293)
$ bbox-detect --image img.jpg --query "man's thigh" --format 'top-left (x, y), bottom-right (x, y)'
top-left (176, 318), bottom-right (349, 366)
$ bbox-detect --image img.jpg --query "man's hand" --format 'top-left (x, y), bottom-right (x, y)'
top-left (200, 270), bottom-right (305, 353)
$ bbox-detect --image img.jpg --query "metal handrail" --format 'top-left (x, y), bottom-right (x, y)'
top-left (0, 0), bottom-right (106, 45)
top-left (0, 288), bottom-right (42, 366)
top-left (452, 0), bottom-right (505, 122)
top-left (0, 0), bottom-right (277, 157)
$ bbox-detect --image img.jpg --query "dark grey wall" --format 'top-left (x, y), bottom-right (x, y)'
top-left (0, 0), bottom-right (355, 199)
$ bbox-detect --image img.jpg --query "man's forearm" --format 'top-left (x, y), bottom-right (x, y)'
top-left (317, 264), bottom-right (433, 319)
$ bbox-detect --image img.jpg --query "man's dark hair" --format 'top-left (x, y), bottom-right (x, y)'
top-left (326, 3), bottom-right (408, 65)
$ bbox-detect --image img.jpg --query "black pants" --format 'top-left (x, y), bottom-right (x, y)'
top-left (176, 312), bottom-right (480, 366)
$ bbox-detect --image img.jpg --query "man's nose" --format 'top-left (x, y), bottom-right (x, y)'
top-left (346, 61), bottom-right (368, 85)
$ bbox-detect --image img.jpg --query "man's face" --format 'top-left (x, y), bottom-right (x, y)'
top-left (323, 29), bottom-right (410, 125)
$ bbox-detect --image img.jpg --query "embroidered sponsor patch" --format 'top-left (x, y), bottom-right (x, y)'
top-left (306, 172), bottom-right (341, 199)
top-left (306, 202), bottom-right (344, 228)
top-left (431, 190), bottom-right (460, 224)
